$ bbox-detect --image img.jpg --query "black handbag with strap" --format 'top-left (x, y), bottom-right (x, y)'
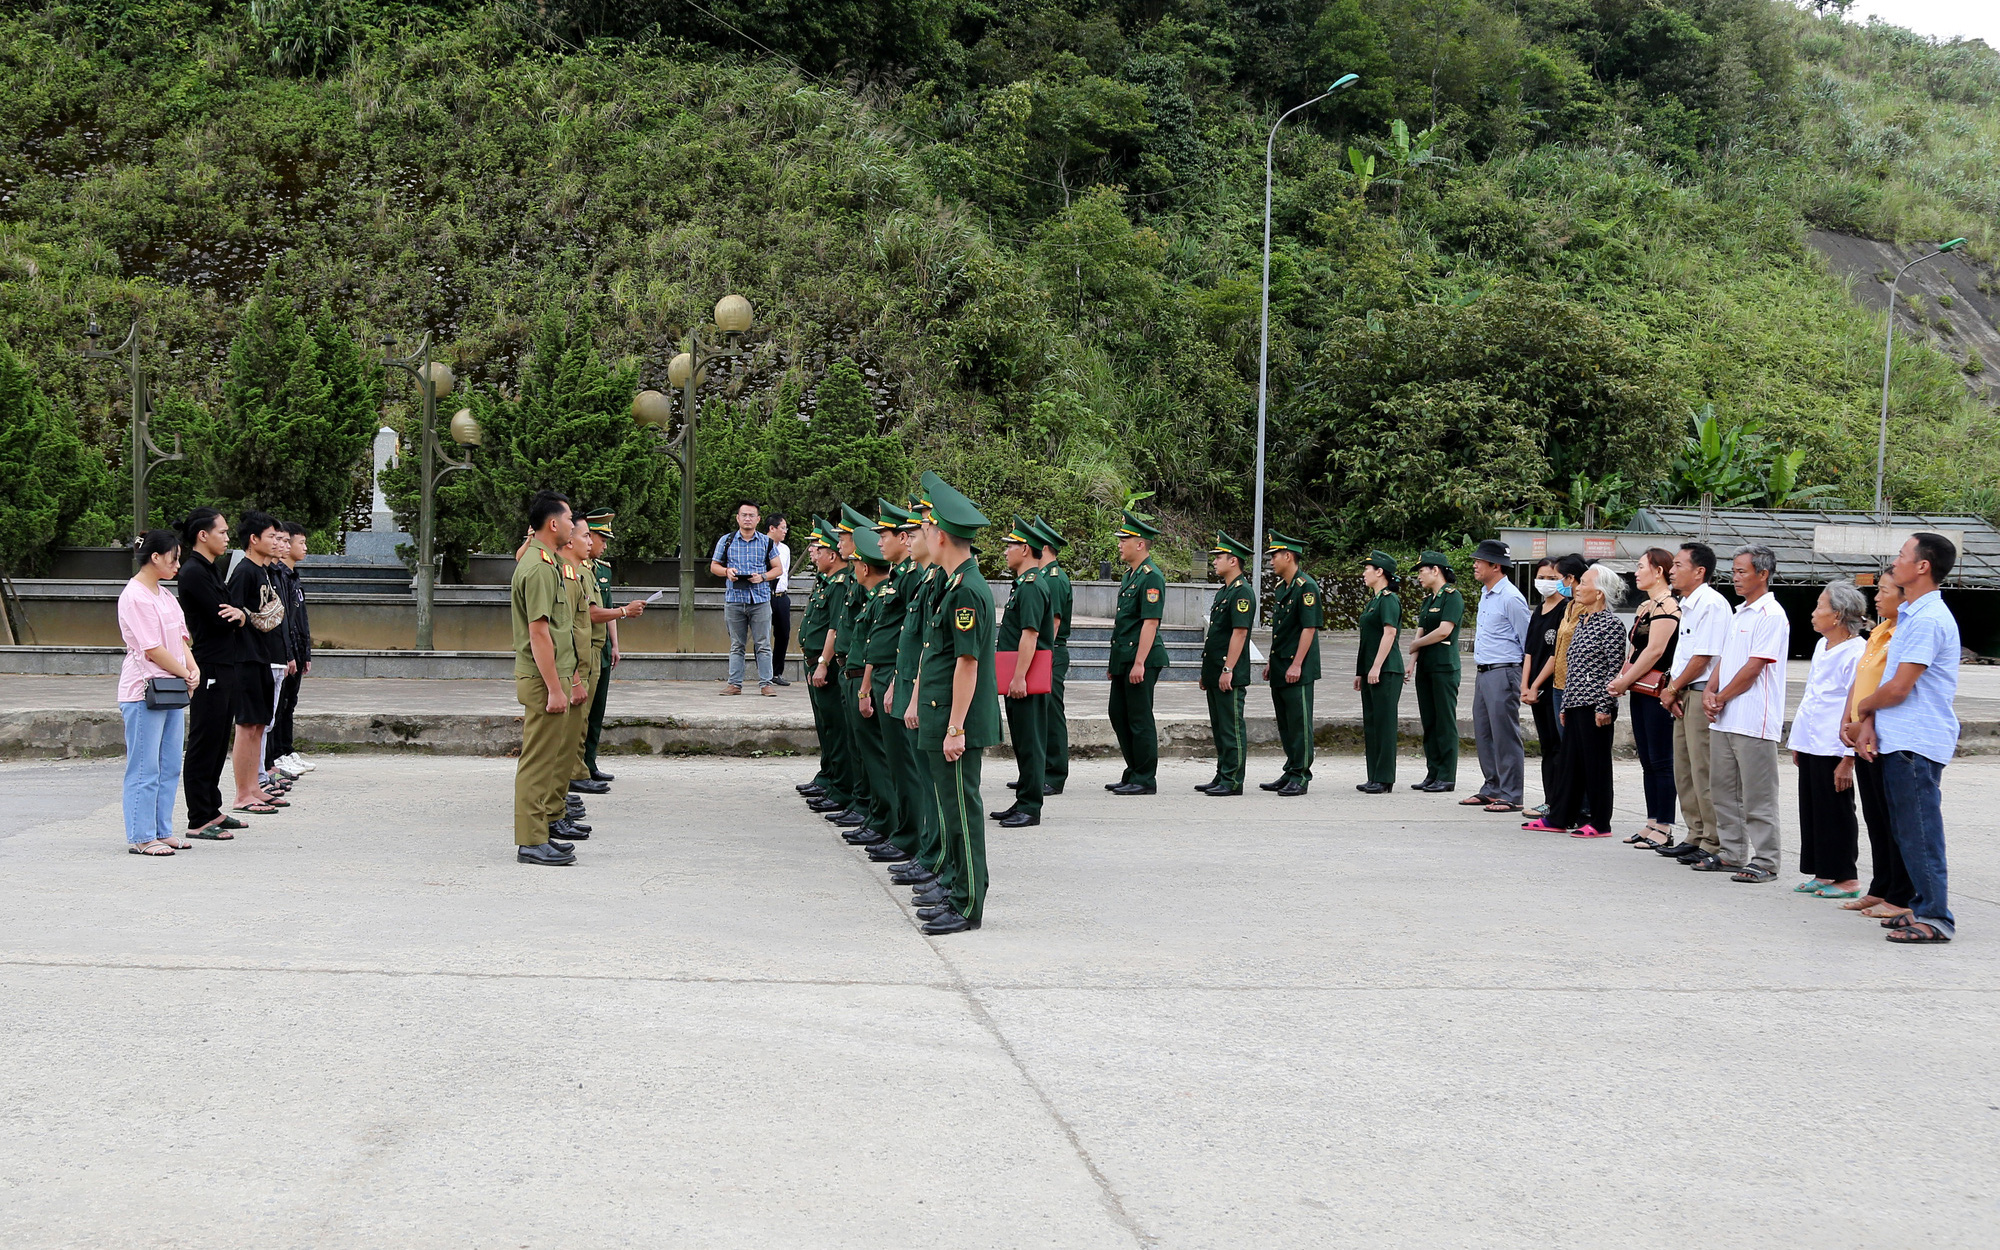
top-left (143, 676), bottom-right (190, 710)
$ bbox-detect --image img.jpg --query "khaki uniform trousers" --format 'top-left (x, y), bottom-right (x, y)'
top-left (1671, 685), bottom-right (1719, 852)
top-left (514, 674), bottom-right (573, 845)
top-left (569, 659), bottom-right (600, 783)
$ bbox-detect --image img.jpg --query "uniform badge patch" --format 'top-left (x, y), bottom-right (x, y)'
top-left (1302, 592), bottom-right (1316, 606)
top-left (955, 607), bottom-right (975, 632)
top-left (1146, 587), bottom-right (1160, 603)
top-left (1236, 599), bottom-right (1251, 612)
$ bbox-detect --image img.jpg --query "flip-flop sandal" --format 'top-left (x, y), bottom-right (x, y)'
top-left (1886, 924), bottom-right (1950, 944)
top-left (1731, 868), bottom-right (1776, 883)
top-left (1458, 795), bottom-right (1495, 806)
top-left (233, 804), bottom-right (280, 815)
top-left (187, 828), bottom-right (235, 840)
top-left (1794, 879), bottom-right (1832, 893)
top-left (1859, 905), bottom-right (1909, 919)
top-left (1689, 856), bottom-right (1739, 872)
top-left (1520, 817), bottom-right (1568, 832)
top-left (258, 796), bottom-right (290, 807)
top-left (128, 843), bottom-right (174, 856)
top-left (1881, 913), bottom-right (1915, 929)
top-left (218, 816), bottom-right (249, 830)
top-left (1485, 802), bottom-right (1522, 813)
top-left (1814, 885), bottom-right (1861, 899)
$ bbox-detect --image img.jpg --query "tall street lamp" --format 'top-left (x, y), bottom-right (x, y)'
top-left (381, 331), bottom-right (476, 651)
top-left (632, 294), bottom-right (754, 650)
top-left (1875, 237), bottom-right (1966, 522)
top-left (81, 318), bottom-right (183, 564)
top-left (1251, 73), bottom-right (1357, 623)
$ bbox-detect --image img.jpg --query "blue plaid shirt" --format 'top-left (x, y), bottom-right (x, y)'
top-left (712, 531), bottom-right (776, 605)
top-left (1876, 588), bottom-right (1960, 766)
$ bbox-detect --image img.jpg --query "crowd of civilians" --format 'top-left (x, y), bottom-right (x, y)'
top-left (1468, 532), bottom-right (1962, 945)
top-left (115, 508), bottom-right (318, 856)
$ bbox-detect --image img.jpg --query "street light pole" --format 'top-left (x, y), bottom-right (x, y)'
top-left (381, 332), bottom-right (473, 651)
top-left (1874, 237), bottom-right (1966, 522)
top-left (81, 318), bottom-right (183, 563)
top-left (1252, 73), bottom-right (1357, 623)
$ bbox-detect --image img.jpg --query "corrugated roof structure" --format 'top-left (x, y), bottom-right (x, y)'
top-left (1628, 506), bottom-right (2000, 589)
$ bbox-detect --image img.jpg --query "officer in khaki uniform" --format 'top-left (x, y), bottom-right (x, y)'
top-left (908, 473), bottom-right (998, 935)
top-left (1198, 533), bottom-right (1256, 797)
top-left (1355, 549), bottom-right (1406, 794)
top-left (510, 493), bottom-right (585, 864)
top-left (797, 519), bottom-right (848, 808)
top-left (888, 490), bottom-right (944, 892)
top-left (991, 517), bottom-right (1053, 828)
top-left (1106, 510), bottom-right (1169, 795)
top-left (1031, 517), bottom-right (1072, 797)
top-left (1407, 550), bottom-right (1464, 793)
top-left (1261, 532), bottom-right (1320, 797)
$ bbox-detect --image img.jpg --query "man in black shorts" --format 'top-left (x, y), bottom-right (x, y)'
top-left (226, 511), bottom-right (293, 815)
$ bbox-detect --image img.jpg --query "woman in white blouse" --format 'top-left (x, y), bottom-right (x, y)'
top-left (1787, 581), bottom-right (1868, 897)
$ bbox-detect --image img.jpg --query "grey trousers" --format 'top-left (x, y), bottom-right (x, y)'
top-left (1472, 664), bottom-right (1523, 804)
top-left (1671, 685), bottom-right (1719, 852)
top-left (1712, 729), bottom-right (1781, 873)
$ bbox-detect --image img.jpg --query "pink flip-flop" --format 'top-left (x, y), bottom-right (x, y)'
top-left (1570, 825), bottom-right (1613, 839)
top-left (1520, 817), bottom-right (1568, 832)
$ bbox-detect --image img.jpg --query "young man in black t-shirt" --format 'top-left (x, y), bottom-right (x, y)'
top-left (226, 511), bottom-right (293, 814)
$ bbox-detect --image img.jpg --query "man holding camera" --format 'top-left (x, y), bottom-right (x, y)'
top-left (709, 499), bottom-right (784, 696)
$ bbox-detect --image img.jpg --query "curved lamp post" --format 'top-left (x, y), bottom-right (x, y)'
top-left (1874, 237), bottom-right (1966, 522)
top-left (632, 294), bottom-right (754, 649)
top-left (1251, 73), bottom-right (1357, 624)
top-left (82, 318), bottom-right (183, 565)
top-left (381, 332), bottom-right (476, 651)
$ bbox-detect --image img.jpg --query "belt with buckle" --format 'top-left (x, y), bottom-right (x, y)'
top-left (1476, 662), bottom-right (1520, 672)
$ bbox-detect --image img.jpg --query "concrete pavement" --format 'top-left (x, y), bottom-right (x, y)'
top-left (2, 752), bottom-right (1995, 1247)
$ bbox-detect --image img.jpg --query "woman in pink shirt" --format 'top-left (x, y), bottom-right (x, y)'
top-left (119, 531), bottom-right (199, 855)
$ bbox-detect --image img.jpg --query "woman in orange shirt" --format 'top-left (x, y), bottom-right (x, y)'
top-left (1840, 578), bottom-right (1912, 920)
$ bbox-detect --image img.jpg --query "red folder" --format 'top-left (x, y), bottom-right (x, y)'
top-left (994, 649), bottom-right (1054, 695)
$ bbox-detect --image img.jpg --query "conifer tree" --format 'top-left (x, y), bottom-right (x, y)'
top-left (0, 344), bottom-right (118, 573)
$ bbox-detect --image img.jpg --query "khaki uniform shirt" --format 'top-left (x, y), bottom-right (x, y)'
top-left (511, 538), bottom-right (577, 680)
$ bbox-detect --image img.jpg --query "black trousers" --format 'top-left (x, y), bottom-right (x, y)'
top-left (1795, 751), bottom-right (1859, 880)
top-left (183, 663), bottom-right (238, 830)
top-left (266, 669), bottom-right (303, 765)
top-left (771, 594), bottom-right (792, 677)
top-left (1854, 755), bottom-right (1912, 906)
top-left (1530, 688), bottom-right (1563, 806)
top-left (1549, 705), bottom-right (1613, 831)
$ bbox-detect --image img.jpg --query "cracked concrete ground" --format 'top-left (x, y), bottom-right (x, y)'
top-left (2, 752), bottom-right (1996, 1248)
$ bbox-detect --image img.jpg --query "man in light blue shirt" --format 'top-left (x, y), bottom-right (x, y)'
top-left (1856, 533), bottom-right (1961, 943)
top-left (709, 501), bottom-right (783, 694)
top-left (1467, 539), bottom-right (1531, 809)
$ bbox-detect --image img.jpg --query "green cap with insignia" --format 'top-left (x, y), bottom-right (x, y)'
top-left (808, 517), bottom-right (837, 549)
top-left (875, 498), bottom-right (916, 531)
top-left (851, 523), bottom-right (892, 569)
top-left (1210, 531), bottom-right (1251, 560)
top-left (1266, 531), bottom-right (1307, 556)
top-left (1415, 549), bottom-right (1453, 574)
top-left (924, 474), bottom-right (988, 541)
top-left (1114, 509), bottom-right (1159, 541)
top-left (907, 492), bottom-right (932, 523)
top-left (584, 508), bottom-right (616, 537)
top-left (838, 502), bottom-right (873, 534)
top-left (1003, 516), bottom-right (1040, 546)
top-left (1032, 515), bottom-right (1065, 552)
top-left (1364, 549), bottom-right (1398, 575)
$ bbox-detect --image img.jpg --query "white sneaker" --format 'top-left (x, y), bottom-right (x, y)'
top-left (274, 760), bottom-right (304, 780)
top-left (288, 753), bottom-right (316, 772)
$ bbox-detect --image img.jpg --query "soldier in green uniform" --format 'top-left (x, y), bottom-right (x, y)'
top-left (1261, 532), bottom-right (1321, 797)
top-left (841, 524), bottom-right (901, 854)
top-left (1407, 550), bottom-right (1464, 793)
top-left (1031, 517), bottom-right (1072, 797)
top-left (889, 489), bottom-right (944, 891)
top-left (1355, 549), bottom-right (1405, 794)
top-left (908, 475), bottom-right (998, 935)
top-left (863, 499), bottom-right (926, 865)
top-left (813, 507), bottom-right (872, 830)
top-left (1106, 510), bottom-right (1169, 796)
top-left (1198, 532), bottom-right (1256, 797)
top-left (797, 518), bottom-right (848, 809)
top-left (510, 491), bottom-right (584, 865)
top-left (574, 509), bottom-right (641, 793)
top-left (990, 518), bottom-right (1053, 828)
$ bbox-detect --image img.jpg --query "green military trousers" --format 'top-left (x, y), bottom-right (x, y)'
top-left (910, 741), bottom-right (940, 872)
top-left (1205, 684), bottom-right (1248, 790)
top-left (842, 670), bottom-right (884, 827)
top-left (1414, 666), bottom-right (1459, 785)
top-left (873, 669), bottom-right (922, 856)
top-left (581, 646), bottom-right (611, 775)
top-left (1042, 647), bottom-right (1070, 794)
top-left (1108, 665), bottom-right (1162, 787)
top-left (928, 747), bottom-right (987, 923)
top-left (1270, 677), bottom-right (1315, 787)
top-left (1003, 691), bottom-right (1047, 815)
top-left (810, 670), bottom-right (853, 806)
top-left (1361, 673), bottom-right (1405, 785)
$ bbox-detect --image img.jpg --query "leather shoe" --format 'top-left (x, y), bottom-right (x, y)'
top-left (891, 865), bottom-right (936, 886)
top-left (988, 805), bottom-right (1019, 821)
top-left (1421, 780), bottom-right (1455, 793)
top-left (913, 885), bottom-right (950, 906)
top-left (590, 768), bottom-right (615, 783)
top-left (1409, 777), bottom-right (1435, 791)
top-left (552, 819), bottom-right (589, 840)
top-left (1104, 781), bottom-right (1124, 791)
top-left (806, 797), bottom-right (844, 812)
top-left (771, 676), bottom-right (792, 686)
top-left (867, 842), bottom-right (913, 863)
top-left (1044, 786), bottom-right (1063, 795)
top-left (1355, 781), bottom-right (1389, 794)
top-left (922, 909), bottom-right (979, 935)
top-left (518, 842), bottom-right (575, 865)
top-left (795, 781), bottom-right (821, 794)
top-left (545, 837), bottom-right (574, 854)
top-left (829, 811), bottom-right (867, 827)
top-left (1195, 782), bottom-right (1221, 793)
top-left (1204, 786), bottom-right (1243, 796)
top-left (1007, 780), bottom-right (1020, 790)
top-left (843, 826), bottom-right (888, 846)
top-left (997, 810), bottom-right (1040, 828)
top-left (1258, 779), bottom-right (1287, 792)
top-left (1110, 782), bottom-right (1156, 795)
top-left (568, 779), bottom-right (609, 795)
top-left (1276, 780), bottom-right (1308, 797)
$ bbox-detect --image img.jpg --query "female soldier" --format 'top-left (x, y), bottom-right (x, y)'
top-left (1406, 552), bottom-right (1463, 793)
top-left (1355, 551), bottom-right (1405, 793)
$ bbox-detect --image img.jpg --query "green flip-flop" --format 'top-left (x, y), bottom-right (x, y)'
top-left (1814, 885), bottom-right (1861, 899)
top-left (1794, 879), bottom-right (1831, 893)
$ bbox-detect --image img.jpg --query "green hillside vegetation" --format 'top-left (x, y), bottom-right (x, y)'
top-left (0, 0), bottom-right (1996, 582)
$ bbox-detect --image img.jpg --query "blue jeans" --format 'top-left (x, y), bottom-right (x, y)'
top-left (120, 701), bottom-right (185, 845)
top-left (1880, 750), bottom-right (1954, 937)
top-left (724, 599), bottom-right (773, 689)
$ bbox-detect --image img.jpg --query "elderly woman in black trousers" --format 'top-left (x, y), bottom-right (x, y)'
top-left (1524, 563), bottom-right (1626, 838)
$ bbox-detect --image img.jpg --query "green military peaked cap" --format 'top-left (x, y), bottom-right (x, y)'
top-left (1114, 510), bottom-right (1159, 541)
top-left (1031, 515), bottom-right (1066, 552)
top-left (1211, 531), bottom-right (1251, 561)
top-left (1266, 531), bottom-right (1307, 556)
top-left (838, 502), bottom-right (873, 534)
top-left (1415, 549), bottom-right (1454, 573)
top-left (851, 524), bottom-right (891, 569)
top-left (808, 516), bottom-right (837, 548)
top-left (1364, 549), bottom-right (1398, 575)
top-left (874, 498), bottom-right (914, 530)
top-left (907, 490), bottom-right (932, 522)
top-left (584, 508), bottom-right (616, 537)
top-left (925, 474), bottom-right (988, 541)
top-left (1003, 516), bottom-right (1040, 546)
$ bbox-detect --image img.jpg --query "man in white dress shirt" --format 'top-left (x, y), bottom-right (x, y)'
top-left (1659, 542), bottom-right (1729, 861)
top-left (1700, 544), bottom-right (1790, 882)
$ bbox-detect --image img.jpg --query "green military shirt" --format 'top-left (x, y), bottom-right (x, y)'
top-left (917, 556), bottom-right (1000, 750)
top-left (1357, 589), bottom-right (1405, 677)
top-left (835, 565), bottom-right (871, 660)
top-left (1110, 556), bottom-right (1169, 670)
top-left (847, 574), bottom-right (875, 669)
top-left (997, 567), bottom-right (1053, 652)
top-left (862, 572), bottom-right (905, 670)
top-left (1045, 563), bottom-right (1073, 649)
top-left (1201, 575), bottom-right (1256, 686)
top-left (892, 563), bottom-right (939, 718)
top-left (827, 566), bottom-right (856, 659)
top-left (590, 558), bottom-right (612, 650)
top-left (799, 566), bottom-right (836, 659)
top-left (1269, 572), bottom-right (1323, 682)
top-left (510, 538), bottom-right (577, 680)
top-left (1414, 585), bottom-right (1464, 674)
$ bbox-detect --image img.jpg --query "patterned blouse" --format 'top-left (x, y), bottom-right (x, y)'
top-left (1561, 608), bottom-right (1628, 718)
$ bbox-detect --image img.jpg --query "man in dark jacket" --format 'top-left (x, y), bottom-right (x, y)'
top-left (176, 508), bottom-right (249, 837)
top-left (266, 521), bottom-right (314, 778)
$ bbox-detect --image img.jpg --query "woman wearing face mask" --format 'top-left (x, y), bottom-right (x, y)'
top-left (1520, 555), bottom-right (1584, 820)
top-left (1526, 563), bottom-right (1626, 836)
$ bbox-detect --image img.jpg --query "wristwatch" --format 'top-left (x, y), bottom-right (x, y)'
top-left (947, 724), bottom-right (964, 736)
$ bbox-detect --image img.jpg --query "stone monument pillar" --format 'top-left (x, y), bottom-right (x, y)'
top-left (370, 426), bottom-right (399, 532)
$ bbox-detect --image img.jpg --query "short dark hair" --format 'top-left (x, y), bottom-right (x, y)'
top-left (765, 514), bottom-right (786, 531)
top-left (136, 529), bottom-right (181, 565)
top-left (284, 521), bottom-right (306, 537)
top-left (528, 490), bottom-right (571, 532)
top-left (1910, 531), bottom-right (1957, 583)
top-left (734, 499), bottom-right (760, 514)
top-left (1554, 553), bottom-right (1588, 579)
top-left (238, 509), bottom-right (279, 546)
top-left (1678, 542), bottom-right (1717, 578)
top-left (178, 507), bottom-right (224, 552)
